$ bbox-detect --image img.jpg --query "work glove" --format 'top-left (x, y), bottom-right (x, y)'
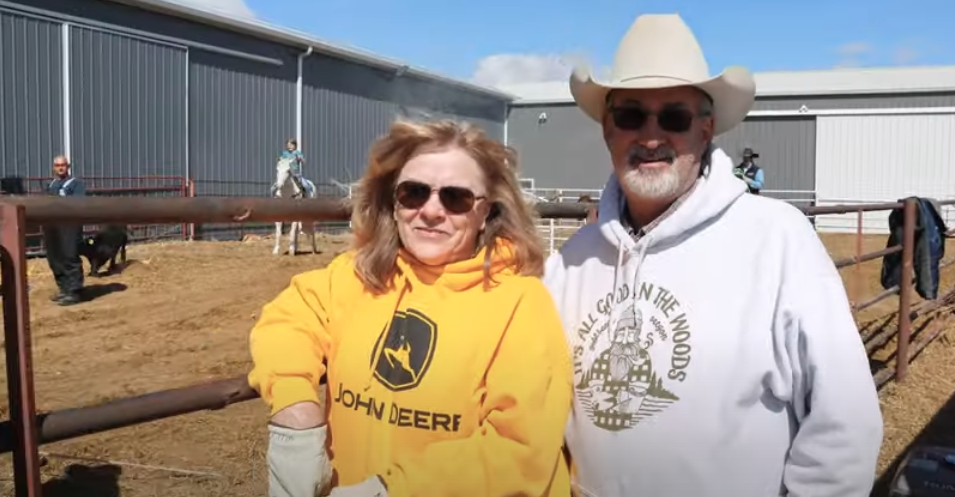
top-left (328, 475), bottom-right (388, 497)
top-left (268, 423), bottom-right (332, 497)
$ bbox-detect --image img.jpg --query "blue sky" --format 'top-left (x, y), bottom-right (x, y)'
top-left (189, 0), bottom-right (952, 88)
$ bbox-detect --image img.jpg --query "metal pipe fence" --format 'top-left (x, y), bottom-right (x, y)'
top-left (0, 195), bottom-right (951, 496)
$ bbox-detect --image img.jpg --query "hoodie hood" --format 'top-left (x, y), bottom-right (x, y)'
top-left (395, 238), bottom-right (517, 292)
top-left (596, 146), bottom-right (746, 252)
top-left (587, 147), bottom-right (747, 348)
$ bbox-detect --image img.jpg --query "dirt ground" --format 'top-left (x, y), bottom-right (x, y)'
top-left (0, 234), bottom-right (351, 496)
top-left (0, 231), bottom-right (952, 496)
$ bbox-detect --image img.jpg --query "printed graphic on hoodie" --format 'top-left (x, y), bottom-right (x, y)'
top-left (573, 281), bottom-right (692, 432)
top-left (333, 308), bottom-right (462, 432)
top-left (370, 309), bottom-right (438, 392)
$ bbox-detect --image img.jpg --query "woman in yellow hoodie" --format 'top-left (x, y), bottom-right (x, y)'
top-left (248, 119), bottom-right (573, 497)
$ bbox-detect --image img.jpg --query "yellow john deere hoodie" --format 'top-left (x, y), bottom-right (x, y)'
top-left (248, 240), bottom-right (573, 497)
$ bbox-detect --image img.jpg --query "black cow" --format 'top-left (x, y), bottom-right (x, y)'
top-left (78, 225), bottom-right (128, 277)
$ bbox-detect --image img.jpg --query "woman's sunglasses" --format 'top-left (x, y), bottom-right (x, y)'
top-left (394, 180), bottom-right (484, 215)
top-left (609, 105), bottom-right (699, 133)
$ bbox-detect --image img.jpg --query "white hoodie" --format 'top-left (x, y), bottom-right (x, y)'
top-left (544, 148), bottom-right (883, 497)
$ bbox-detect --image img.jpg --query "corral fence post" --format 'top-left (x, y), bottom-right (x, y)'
top-left (549, 218), bottom-right (556, 254)
top-left (187, 178), bottom-right (196, 241)
top-left (853, 209), bottom-right (864, 308)
top-left (0, 202), bottom-right (43, 497)
top-left (894, 198), bottom-right (918, 382)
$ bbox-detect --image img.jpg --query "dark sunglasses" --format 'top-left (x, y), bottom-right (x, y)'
top-left (394, 180), bottom-right (484, 215)
top-left (609, 105), bottom-right (699, 133)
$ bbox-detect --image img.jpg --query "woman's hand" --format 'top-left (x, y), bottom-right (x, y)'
top-left (328, 476), bottom-right (388, 497)
top-left (268, 388), bottom-right (332, 497)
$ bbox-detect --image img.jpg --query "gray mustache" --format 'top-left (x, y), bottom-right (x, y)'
top-left (627, 147), bottom-right (676, 164)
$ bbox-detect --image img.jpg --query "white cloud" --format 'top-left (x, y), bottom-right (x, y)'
top-left (470, 52), bottom-right (607, 89)
top-left (893, 45), bottom-right (921, 65)
top-left (166, 0), bottom-right (255, 18)
top-left (834, 41), bottom-right (871, 67)
top-left (834, 41), bottom-right (927, 68)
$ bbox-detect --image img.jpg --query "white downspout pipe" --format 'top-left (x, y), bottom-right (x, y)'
top-left (62, 22), bottom-right (72, 160)
top-left (295, 46), bottom-right (314, 148)
top-left (502, 101), bottom-right (509, 145)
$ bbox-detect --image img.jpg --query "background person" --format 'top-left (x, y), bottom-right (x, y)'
top-left (42, 155), bottom-right (86, 306)
top-left (733, 147), bottom-right (764, 194)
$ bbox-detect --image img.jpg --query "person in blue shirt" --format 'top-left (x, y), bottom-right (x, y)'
top-left (733, 147), bottom-right (765, 194)
top-left (42, 155), bottom-right (86, 306)
top-left (280, 139), bottom-right (305, 179)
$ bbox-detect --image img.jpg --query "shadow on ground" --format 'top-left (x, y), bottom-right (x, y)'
top-left (87, 259), bottom-right (138, 279)
top-left (42, 464), bottom-right (121, 497)
top-left (81, 283), bottom-right (127, 302)
top-left (872, 388), bottom-right (955, 496)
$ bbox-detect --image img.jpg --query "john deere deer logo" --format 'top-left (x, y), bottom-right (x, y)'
top-left (370, 309), bottom-right (437, 392)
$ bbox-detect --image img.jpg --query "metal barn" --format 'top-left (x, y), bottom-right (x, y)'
top-left (0, 0), bottom-right (512, 200)
top-left (503, 67), bottom-right (955, 233)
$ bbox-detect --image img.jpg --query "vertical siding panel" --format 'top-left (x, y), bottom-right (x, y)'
top-left (714, 116), bottom-right (817, 207)
top-left (301, 55), bottom-right (506, 195)
top-left (815, 114), bottom-right (955, 233)
top-left (0, 11), bottom-right (62, 178)
top-left (753, 92), bottom-right (955, 111)
top-left (69, 26), bottom-right (186, 178)
top-left (2, 0), bottom-right (509, 199)
top-left (187, 49), bottom-right (296, 197)
top-left (505, 105), bottom-right (609, 190)
top-left (505, 103), bottom-right (819, 199)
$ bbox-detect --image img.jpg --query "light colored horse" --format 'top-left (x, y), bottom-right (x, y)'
top-left (272, 157), bottom-right (318, 256)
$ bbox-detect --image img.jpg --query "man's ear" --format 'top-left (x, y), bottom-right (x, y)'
top-left (701, 116), bottom-right (715, 144)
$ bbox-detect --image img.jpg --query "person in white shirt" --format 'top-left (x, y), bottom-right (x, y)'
top-left (543, 13), bottom-right (884, 497)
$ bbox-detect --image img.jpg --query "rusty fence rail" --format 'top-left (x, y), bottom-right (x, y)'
top-left (16, 176), bottom-right (190, 256)
top-left (807, 199), bottom-right (955, 388)
top-left (0, 196), bottom-right (951, 496)
top-left (0, 196), bottom-right (586, 497)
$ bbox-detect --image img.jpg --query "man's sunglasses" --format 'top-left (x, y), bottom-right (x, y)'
top-left (394, 180), bottom-right (484, 215)
top-left (609, 105), bottom-right (700, 133)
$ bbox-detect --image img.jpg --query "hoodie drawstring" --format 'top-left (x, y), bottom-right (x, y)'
top-left (361, 275), bottom-right (410, 475)
top-left (363, 277), bottom-right (410, 392)
top-left (606, 235), bottom-right (651, 345)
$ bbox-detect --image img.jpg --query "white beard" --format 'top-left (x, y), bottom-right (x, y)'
top-left (619, 162), bottom-right (685, 200)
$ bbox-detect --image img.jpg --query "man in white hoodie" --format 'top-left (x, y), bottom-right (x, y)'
top-left (543, 13), bottom-right (884, 497)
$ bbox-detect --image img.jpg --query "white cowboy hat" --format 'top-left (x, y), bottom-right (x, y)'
top-left (569, 13), bottom-right (755, 135)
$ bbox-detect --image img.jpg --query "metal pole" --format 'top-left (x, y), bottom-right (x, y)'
top-left (0, 203), bottom-right (42, 497)
top-left (895, 198), bottom-right (918, 382)
top-left (853, 209), bottom-right (863, 308)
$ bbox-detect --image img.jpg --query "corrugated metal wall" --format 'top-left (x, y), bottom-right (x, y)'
top-left (0, 10), bottom-right (62, 177)
top-left (70, 26), bottom-right (187, 177)
top-left (505, 104), bottom-right (611, 190)
top-left (302, 57), bottom-right (506, 191)
top-left (302, 89), bottom-right (397, 192)
top-left (714, 116), bottom-right (816, 206)
top-left (188, 49), bottom-right (296, 197)
top-left (754, 92), bottom-right (955, 111)
top-left (815, 114), bottom-right (955, 233)
top-left (506, 103), bottom-right (817, 199)
top-left (1, 0), bottom-right (509, 198)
